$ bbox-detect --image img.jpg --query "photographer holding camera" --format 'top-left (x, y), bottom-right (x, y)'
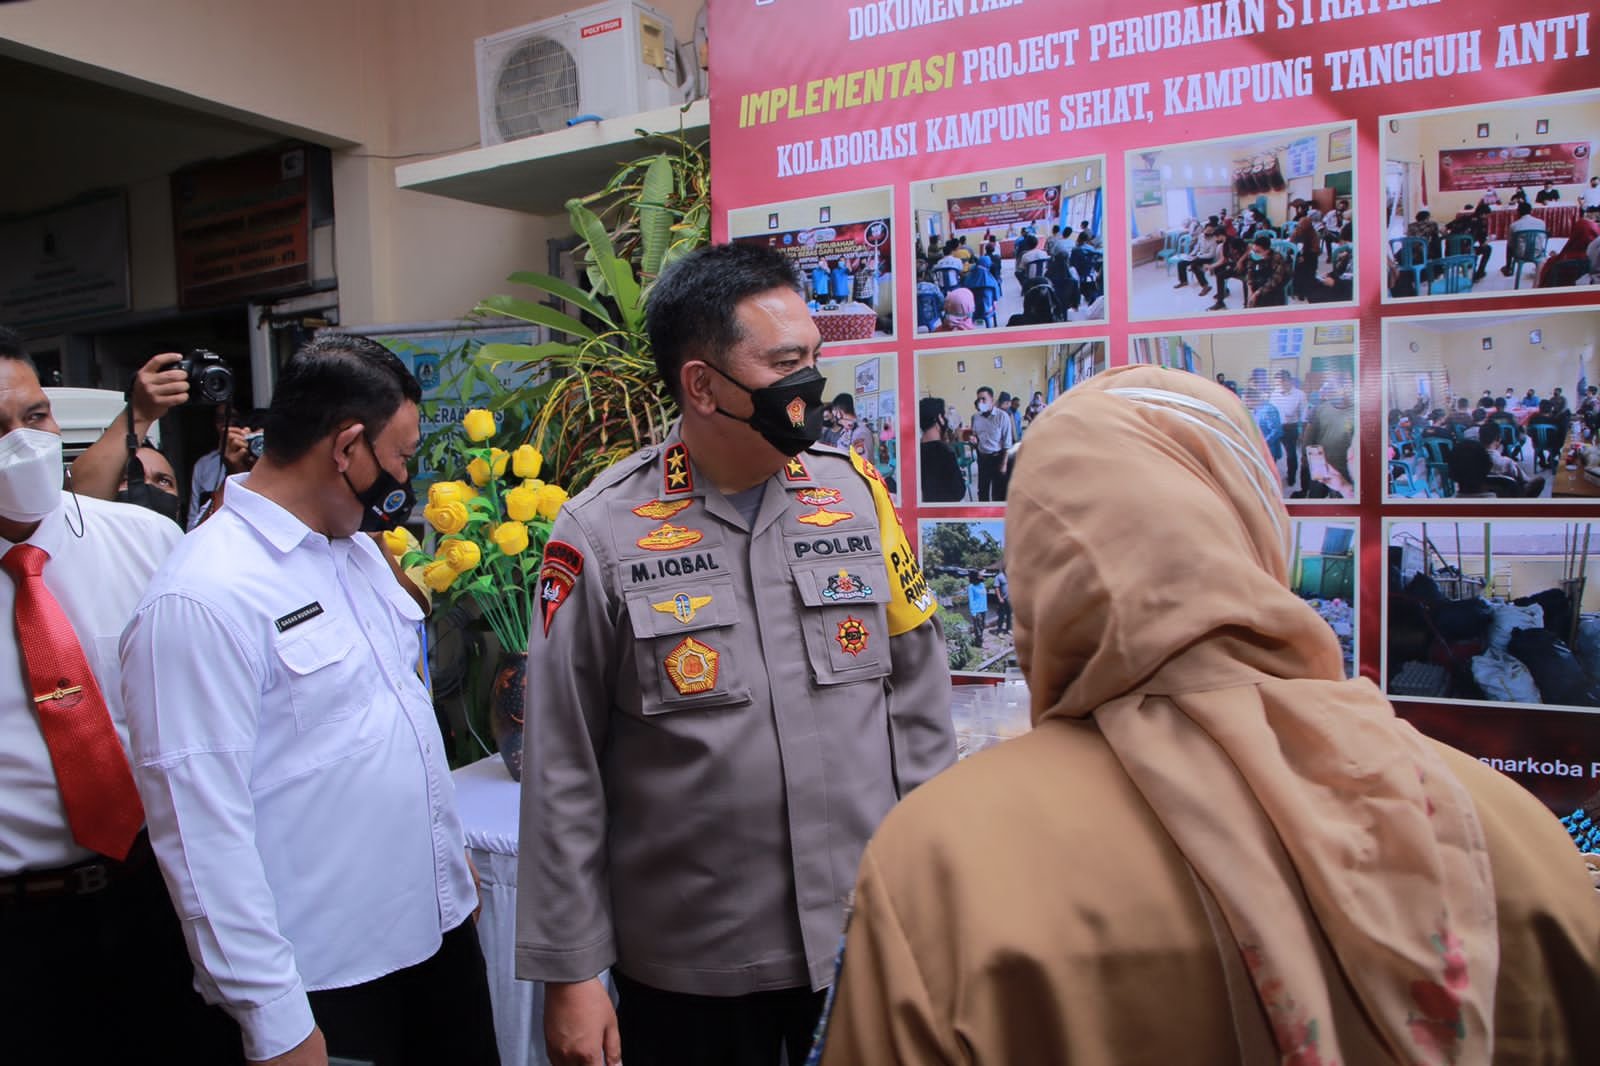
top-left (67, 351), bottom-right (192, 500)
top-left (190, 401), bottom-right (260, 530)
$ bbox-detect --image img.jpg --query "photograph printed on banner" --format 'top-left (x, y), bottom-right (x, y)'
top-left (916, 517), bottom-right (1356, 681)
top-left (816, 350), bottom-right (900, 501)
top-left (918, 518), bottom-right (1017, 678)
top-left (728, 186), bottom-right (895, 344)
top-left (1291, 520), bottom-right (1358, 679)
top-left (1383, 307), bottom-right (1600, 501)
top-left (1381, 89), bottom-right (1600, 302)
top-left (909, 158), bottom-right (1107, 334)
top-left (1130, 322), bottom-right (1359, 501)
top-left (915, 340), bottom-right (1107, 505)
top-left (1127, 121), bottom-right (1357, 320)
top-left (1385, 520), bottom-right (1600, 713)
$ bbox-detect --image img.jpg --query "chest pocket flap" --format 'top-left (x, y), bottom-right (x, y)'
top-left (791, 560), bottom-right (892, 685)
top-left (275, 616), bottom-right (373, 731)
top-left (622, 574), bottom-right (750, 712)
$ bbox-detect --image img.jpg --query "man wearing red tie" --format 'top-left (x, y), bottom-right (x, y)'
top-left (0, 327), bottom-right (241, 1062)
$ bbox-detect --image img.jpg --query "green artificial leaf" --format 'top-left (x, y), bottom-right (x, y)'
top-left (568, 200), bottom-right (643, 335)
top-left (505, 272), bottom-right (616, 327)
top-left (476, 295), bottom-right (596, 341)
top-left (638, 155), bottom-right (674, 278)
top-left (475, 341), bottom-right (578, 368)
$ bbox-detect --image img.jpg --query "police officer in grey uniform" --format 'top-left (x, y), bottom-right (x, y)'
top-left (516, 243), bottom-right (955, 1066)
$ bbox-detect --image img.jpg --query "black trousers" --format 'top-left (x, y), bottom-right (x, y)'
top-left (614, 971), bottom-right (826, 1066)
top-left (310, 919), bottom-right (500, 1066)
top-left (976, 450), bottom-right (1007, 501)
top-left (1280, 422), bottom-right (1301, 484)
top-left (0, 841), bottom-right (243, 1065)
top-left (1175, 258), bottom-right (1208, 286)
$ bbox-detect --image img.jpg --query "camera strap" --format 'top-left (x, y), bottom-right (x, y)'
top-left (122, 391), bottom-right (146, 489)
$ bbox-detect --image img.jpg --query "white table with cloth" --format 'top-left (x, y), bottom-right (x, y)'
top-left (453, 754), bottom-right (547, 1066)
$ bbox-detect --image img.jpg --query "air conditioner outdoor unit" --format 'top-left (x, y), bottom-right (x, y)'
top-left (475, 0), bottom-right (687, 147)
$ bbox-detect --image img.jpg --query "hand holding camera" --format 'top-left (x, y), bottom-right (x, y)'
top-left (131, 353), bottom-right (191, 427)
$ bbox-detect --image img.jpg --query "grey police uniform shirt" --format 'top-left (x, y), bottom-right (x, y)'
top-left (514, 424), bottom-right (956, 996)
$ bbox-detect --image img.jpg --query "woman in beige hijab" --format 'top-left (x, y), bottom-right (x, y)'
top-left (816, 365), bottom-right (1598, 1065)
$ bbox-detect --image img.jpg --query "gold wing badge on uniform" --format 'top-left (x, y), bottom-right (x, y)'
top-left (633, 499), bottom-right (693, 520)
top-left (652, 592), bottom-right (712, 624)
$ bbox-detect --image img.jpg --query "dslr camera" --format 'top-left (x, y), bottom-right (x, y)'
top-left (176, 348), bottom-right (234, 405)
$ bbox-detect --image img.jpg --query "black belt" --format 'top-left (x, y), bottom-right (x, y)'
top-left (0, 831), bottom-right (152, 904)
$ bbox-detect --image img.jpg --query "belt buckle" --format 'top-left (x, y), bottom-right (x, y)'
top-left (71, 863), bottom-right (110, 895)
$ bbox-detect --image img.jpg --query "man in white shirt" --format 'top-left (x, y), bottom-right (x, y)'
top-left (121, 334), bottom-right (497, 1066)
top-left (1501, 201), bottom-right (1548, 276)
top-left (0, 328), bottom-right (240, 1063)
top-left (1269, 370), bottom-right (1309, 487)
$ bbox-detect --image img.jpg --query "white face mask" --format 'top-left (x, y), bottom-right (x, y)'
top-left (977, 401), bottom-right (993, 414)
top-left (0, 428), bottom-right (64, 523)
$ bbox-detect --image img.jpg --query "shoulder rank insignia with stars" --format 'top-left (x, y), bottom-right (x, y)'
top-left (782, 455), bottom-right (810, 482)
top-left (663, 443), bottom-right (693, 495)
top-left (651, 592), bottom-right (712, 624)
top-left (633, 498), bottom-right (693, 520)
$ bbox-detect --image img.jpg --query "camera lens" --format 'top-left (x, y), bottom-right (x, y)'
top-left (200, 365), bottom-right (233, 403)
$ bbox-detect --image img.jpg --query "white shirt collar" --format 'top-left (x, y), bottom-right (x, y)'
top-left (221, 473), bottom-right (322, 555)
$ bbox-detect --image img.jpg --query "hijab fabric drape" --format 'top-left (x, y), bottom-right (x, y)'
top-left (1007, 365), bottom-right (1497, 1065)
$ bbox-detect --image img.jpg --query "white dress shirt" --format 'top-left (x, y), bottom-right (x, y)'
top-left (0, 494), bottom-right (180, 874)
top-left (120, 474), bottom-right (474, 1061)
top-left (1270, 387), bottom-right (1308, 425)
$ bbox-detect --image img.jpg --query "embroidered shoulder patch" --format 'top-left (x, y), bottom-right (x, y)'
top-left (783, 455), bottom-right (810, 482)
top-left (538, 540), bottom-right (584, 636)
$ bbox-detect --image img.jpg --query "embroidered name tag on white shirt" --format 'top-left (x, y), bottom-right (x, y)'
top-left (274, 602), bottom-right (324, 633)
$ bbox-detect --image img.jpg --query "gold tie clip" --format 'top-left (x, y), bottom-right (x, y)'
top-left (33, 685), bottom-right (83, 704)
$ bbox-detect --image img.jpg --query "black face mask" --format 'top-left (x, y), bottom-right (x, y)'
top-left (115, 457), bottom-right (182, 526)
top-left (343, 436), bottom-right (416, 533)
top-left (706, 363), bottom-right (827, 458)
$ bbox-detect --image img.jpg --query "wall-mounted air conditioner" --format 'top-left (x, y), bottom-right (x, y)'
top-left (475, 0), bottom-right (688, 147)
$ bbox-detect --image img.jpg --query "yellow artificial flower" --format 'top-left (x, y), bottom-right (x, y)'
top-left (429, 481), bottom-right (466, 508)
top-left (521, 478), bottom-right (545, 494)
top-left (491, 520), bottom-right (530, 556)
top-left (512, 444), bottom-right (543, 480)
top-left (439, 538), bottom-right (481, 573)
top-left (503, 484), bottom-right (539, 522)
top-left (462, 408), bottom-right (496, 442)
top-left (381, 528), bottom-right (412, 558)
top-left (535, 483), bottom-right (569, 522)
top-left (421, 560), bottom-right (460, 593)
top-left (423, 499), bottom-right (468, 535)
top-left (466, 448), bottom-right (509, 487)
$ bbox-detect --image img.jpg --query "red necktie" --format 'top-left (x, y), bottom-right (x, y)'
top-left (4, 544), bottom-right (144, 860)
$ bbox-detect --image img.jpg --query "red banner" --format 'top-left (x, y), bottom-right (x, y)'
top-left (1439, 143), bottom-right (1592, 192)
top-left (712, 0), bottom-right (1600, 809)
top-left (946, 186), bottom-right (1059, 231)
top-left (732, 218), bottom-right (893, 275)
